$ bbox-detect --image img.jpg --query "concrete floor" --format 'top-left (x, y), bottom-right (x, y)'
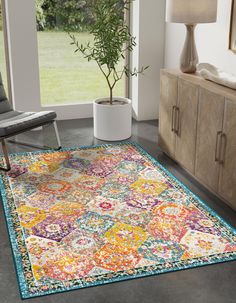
top-left (0, 119), bottom-right (235, 303)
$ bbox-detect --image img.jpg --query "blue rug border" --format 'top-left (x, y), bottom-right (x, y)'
top-left (0, 141), bottom-right (235, 299)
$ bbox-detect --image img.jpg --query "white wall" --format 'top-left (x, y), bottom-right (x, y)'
top-left (165, 0), bottom-right (236, 74)
top-left (131, 0), bottom-right (165, 121)
top-left (4, 0), bottom-right (41, 112)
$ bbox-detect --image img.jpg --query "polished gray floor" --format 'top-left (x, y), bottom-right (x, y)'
top-left (0, 119), bottom-right (235, 303)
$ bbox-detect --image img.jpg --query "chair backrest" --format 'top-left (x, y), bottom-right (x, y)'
top-left (0, 73), bottom-right (12, 114)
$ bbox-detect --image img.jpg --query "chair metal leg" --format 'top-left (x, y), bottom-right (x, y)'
top-left (53, 121), bottom-right (62, 149)
top-left (0, 139), bottom-right (11, 171)
top-left (7, 121), bottom-right (62, 151)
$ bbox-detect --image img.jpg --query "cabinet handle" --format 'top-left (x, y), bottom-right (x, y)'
top-left (175, 107), bottom-right (180, 135)
top-left (219, 133), bottom-right (227, 165)
top-left (215, 131), bottom-right (222, 162)
top-left (171, 106), bottom-right (176, 132)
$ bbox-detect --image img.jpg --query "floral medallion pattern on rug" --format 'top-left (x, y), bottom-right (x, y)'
top-left (0, 142), bottom-right (236, 299)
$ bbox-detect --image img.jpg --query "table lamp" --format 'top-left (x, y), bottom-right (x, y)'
top-left (166, 0), bottom-right (218, 73)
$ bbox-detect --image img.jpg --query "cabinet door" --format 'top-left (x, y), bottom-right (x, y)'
top-left (218, 100), bottom-right (236, 209)
top-left (195, 88), bottom-right (225, 192)
top-left (159, 72), bottom-right (178, 157)
top-left (175, 79), bottom-right (199, 173)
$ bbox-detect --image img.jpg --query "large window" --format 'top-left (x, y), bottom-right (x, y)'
top-left (0, 1), bottom-right (8, 94)
top-left (36, 0), bottom-right (126, 106)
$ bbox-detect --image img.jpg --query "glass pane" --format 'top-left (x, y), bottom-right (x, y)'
top-left (36, 1), bottom-right (126, 106)
top-left (0, 2), bottom-right (8, 94)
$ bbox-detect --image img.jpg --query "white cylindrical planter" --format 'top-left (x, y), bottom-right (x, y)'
top-left (93, 97), bottom-right (132, 141)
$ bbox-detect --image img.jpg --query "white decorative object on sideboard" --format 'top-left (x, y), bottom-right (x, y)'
top-left (159, 69), bottom-right (236, 210)
top-left (197, 63), bottom-right (236, 90)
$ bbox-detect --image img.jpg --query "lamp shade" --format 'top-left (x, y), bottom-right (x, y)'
top-left (166, 0), bottom-right (218, 24)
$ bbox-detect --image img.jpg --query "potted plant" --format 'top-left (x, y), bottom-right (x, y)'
top-left (70, 0), bottom-right (147, 141)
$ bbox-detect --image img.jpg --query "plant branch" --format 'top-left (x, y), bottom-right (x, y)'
top-left (69, 0), bottom-right (148, 106)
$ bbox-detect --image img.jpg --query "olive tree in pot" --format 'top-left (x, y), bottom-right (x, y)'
top-left (70, 0), bottom-right (147, 141)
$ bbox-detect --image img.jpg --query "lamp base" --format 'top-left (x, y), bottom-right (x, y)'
top-left (180, 24), bottom-right (199, 73)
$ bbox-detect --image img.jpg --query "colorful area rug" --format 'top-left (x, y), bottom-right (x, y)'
top-left (0, 142), bottom-right (236, 299)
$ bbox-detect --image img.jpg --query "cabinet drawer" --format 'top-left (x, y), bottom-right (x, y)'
top-left (159, 72), bottom-right (178, 157)
top-left (195, 88), bottom-right (225, 192)
top-left (175, 79), bottom-right (198, 173)
top-left (219, 99), bottom-right (236, 208)
top-left (195, 88), bottom-right (224, 191)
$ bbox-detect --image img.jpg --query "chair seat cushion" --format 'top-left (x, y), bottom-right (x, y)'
top-left (0, 110), bottom-right (57, 137)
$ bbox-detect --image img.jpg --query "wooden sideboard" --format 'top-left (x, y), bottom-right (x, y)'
top-left (159, 69), bottom-right (236, 210)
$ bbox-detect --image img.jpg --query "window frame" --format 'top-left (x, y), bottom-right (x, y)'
top-left (37, 1), bottom-right (131, 116)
